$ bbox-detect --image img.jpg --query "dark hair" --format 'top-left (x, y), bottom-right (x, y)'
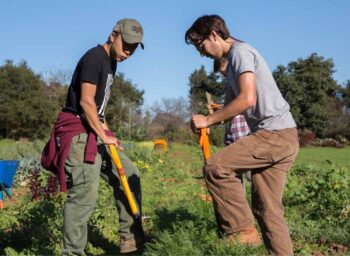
top-left (185, 15), bottom-right (231, 45)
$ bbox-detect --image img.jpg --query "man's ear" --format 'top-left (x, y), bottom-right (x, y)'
top-left (211, 31), bottom-right (219, 41)
top-left (109, 31), bottom-right (118, 43)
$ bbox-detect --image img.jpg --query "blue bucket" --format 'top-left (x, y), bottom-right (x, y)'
top-left (0, 160), bottom-right (20, 189)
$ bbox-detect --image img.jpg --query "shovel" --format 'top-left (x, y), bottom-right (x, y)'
top-left (198, 128), bottom-right (211, 161)
top-left (197, 91), bottom-right (215, 161)
top-left (109, 144), bottom-right (139, 217)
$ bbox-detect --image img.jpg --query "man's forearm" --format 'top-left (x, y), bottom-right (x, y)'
top-left (80, 100), bottom-right (107, 141)
top-left (208, 72), bottom-right (256, 126)
top-left (101, 119), bottom-right (109, 130)
top-left (207, 95), bottom-right (254, 126)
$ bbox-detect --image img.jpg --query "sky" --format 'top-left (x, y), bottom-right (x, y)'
top-left (0, 0), bottom-right (349, 109)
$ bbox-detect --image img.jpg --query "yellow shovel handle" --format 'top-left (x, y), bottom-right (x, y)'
top-left (109, 144), bottom-right (139, 217)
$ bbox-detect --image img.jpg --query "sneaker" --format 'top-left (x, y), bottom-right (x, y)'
top-left (227, 226), bottom-right (262, 247)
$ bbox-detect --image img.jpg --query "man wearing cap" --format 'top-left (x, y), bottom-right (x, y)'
top-left (44, 18), bottom-right (145, 255)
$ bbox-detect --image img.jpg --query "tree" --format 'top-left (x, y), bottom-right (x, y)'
top-left (341, 80), bottom-right (350, 110)
top-left (273, 53), bottom-right (340, 136)
top-left (332, 80), bottom-right (350, 139)
top-left (41, 67), bottom-right (72, 86)
top-left (41, 68), bottom-right (71, 112)
top-left (42, 82), bottom-right (68, 112)
top-left (0, 60), bottom-right (56, 139)
top-left (153, 98), bottom-right (190, 122)
top-left (188, 66), bottom-right (226, 146)
top-left (105, 73), bottom-right (145, 140)
top-left (188, 65), bottom-right (225, 115)
top-left (148, 97), bottom-right (194, 143)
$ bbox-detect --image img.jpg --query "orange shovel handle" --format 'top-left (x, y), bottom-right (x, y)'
top-left (198, 128), bottom-right (210, 161)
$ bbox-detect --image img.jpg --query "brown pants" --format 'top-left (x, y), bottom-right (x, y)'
top-left (204, 128), bottom-right (299, 255)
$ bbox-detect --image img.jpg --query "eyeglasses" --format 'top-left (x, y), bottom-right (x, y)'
top-left (195, 38), bottom-right (207, 56)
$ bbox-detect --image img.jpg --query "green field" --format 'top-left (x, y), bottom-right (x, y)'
top-left (0, 141), bottom-right (349, 255)
top-left (295, 146), bottom-right (350, 168)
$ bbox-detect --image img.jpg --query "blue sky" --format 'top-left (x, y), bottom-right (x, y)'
top-left (1, 0), bottom-right (349, 108)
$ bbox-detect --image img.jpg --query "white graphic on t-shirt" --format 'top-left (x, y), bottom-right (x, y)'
top-left (99, 73), bottom-right (113, 117)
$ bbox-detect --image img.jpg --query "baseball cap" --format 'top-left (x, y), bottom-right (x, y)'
top-left (113, 18), bottom-right (144, 49)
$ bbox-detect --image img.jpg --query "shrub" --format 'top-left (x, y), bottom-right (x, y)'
top-left (298, 129), bottom-right (316, 147)
top-left (0, 194), bottom-right (65, 255)
top-left (13, 156), bottom-right (60, 200)
top-left (312, 138), bottom-right (346, 148)
top-left (29, 169), bottom-right (59, 200)
top-left (285, 162), bottom-right (350, 245)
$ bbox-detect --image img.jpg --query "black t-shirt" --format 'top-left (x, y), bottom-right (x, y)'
top-left (63, 45), bottom-right (117, 121)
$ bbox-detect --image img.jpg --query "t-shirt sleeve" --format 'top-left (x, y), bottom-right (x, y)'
top-left (80, 52), bottom-right (101, 85)
top-left (231, 47), bottom-right (256, 76)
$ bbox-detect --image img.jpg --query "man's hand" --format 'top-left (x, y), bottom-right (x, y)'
top-left (192, 115), bottom-right (210, 129)
top-left (102, 135), bottom-right (124, 151)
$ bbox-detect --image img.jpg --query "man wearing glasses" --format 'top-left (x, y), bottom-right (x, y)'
top-left (185, 15), bottom-right (299, 255)
top-left (44, 18), bottom-right (146, 255)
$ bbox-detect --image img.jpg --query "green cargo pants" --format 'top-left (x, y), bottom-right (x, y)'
top-left (62, 133), bottom-right (144, 255)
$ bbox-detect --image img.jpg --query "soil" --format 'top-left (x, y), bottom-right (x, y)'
top-left (1, 185), bottom-right (28, 208)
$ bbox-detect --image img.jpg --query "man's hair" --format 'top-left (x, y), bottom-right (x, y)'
top-left (213, 57), bottom-right (228, 73)
top-left (185, 15), bottom-right (231, 45)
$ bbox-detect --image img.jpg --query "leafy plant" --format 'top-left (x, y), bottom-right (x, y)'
top-left (285, 162), bottom-right (350, 245)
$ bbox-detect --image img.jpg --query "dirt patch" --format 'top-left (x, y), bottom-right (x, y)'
top-left (330, 244), bottom-right (348, 254)
top-left (1, 186), bottom-right (29, 208)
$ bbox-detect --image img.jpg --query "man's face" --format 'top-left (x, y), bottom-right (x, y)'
top-left (110, 32), bottom-right (138, 62)
top-left (194, 33), bottom-right (222, 59)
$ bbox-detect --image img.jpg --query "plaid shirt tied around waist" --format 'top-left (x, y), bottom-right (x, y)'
top-left (224, 114), bottom-right (250, 145)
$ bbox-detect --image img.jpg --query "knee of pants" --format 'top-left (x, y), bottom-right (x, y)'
top-left (203, 163), bottom-right (213, 177)
top-left (88, 183), bottom-right (99, 202)
top-left (74, 182), bottom-right (99, 206)
top-left (252, 202), bottom-right (285, 221)
top-left (128, 165), bottom-right (140, 178)
top-left (203, 162), bottom-right (221, 180)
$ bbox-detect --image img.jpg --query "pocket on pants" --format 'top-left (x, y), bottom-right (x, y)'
top-left (250, 130), bottom-right (273, 163)
top-left (251, 146), bottom-right (273, 162)
top-left (65, 135), bottom-right (87, 188)
top-left (65, 165), bottom-right (86, 188)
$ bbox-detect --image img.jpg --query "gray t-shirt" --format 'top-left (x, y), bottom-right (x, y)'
top-left (226, 41), bottom-right (296, 132)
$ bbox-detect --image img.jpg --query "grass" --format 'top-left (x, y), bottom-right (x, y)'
top-left (140, 143), bottom-right (350, 256)
top-left (295, 146), bottom-right (350, 168)
top-left (139, 143), bottom-right (350, 255)
top-left (0, 140), bottom-right (349, 255)
top-left (138, 143), bottom-right (267, 255)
